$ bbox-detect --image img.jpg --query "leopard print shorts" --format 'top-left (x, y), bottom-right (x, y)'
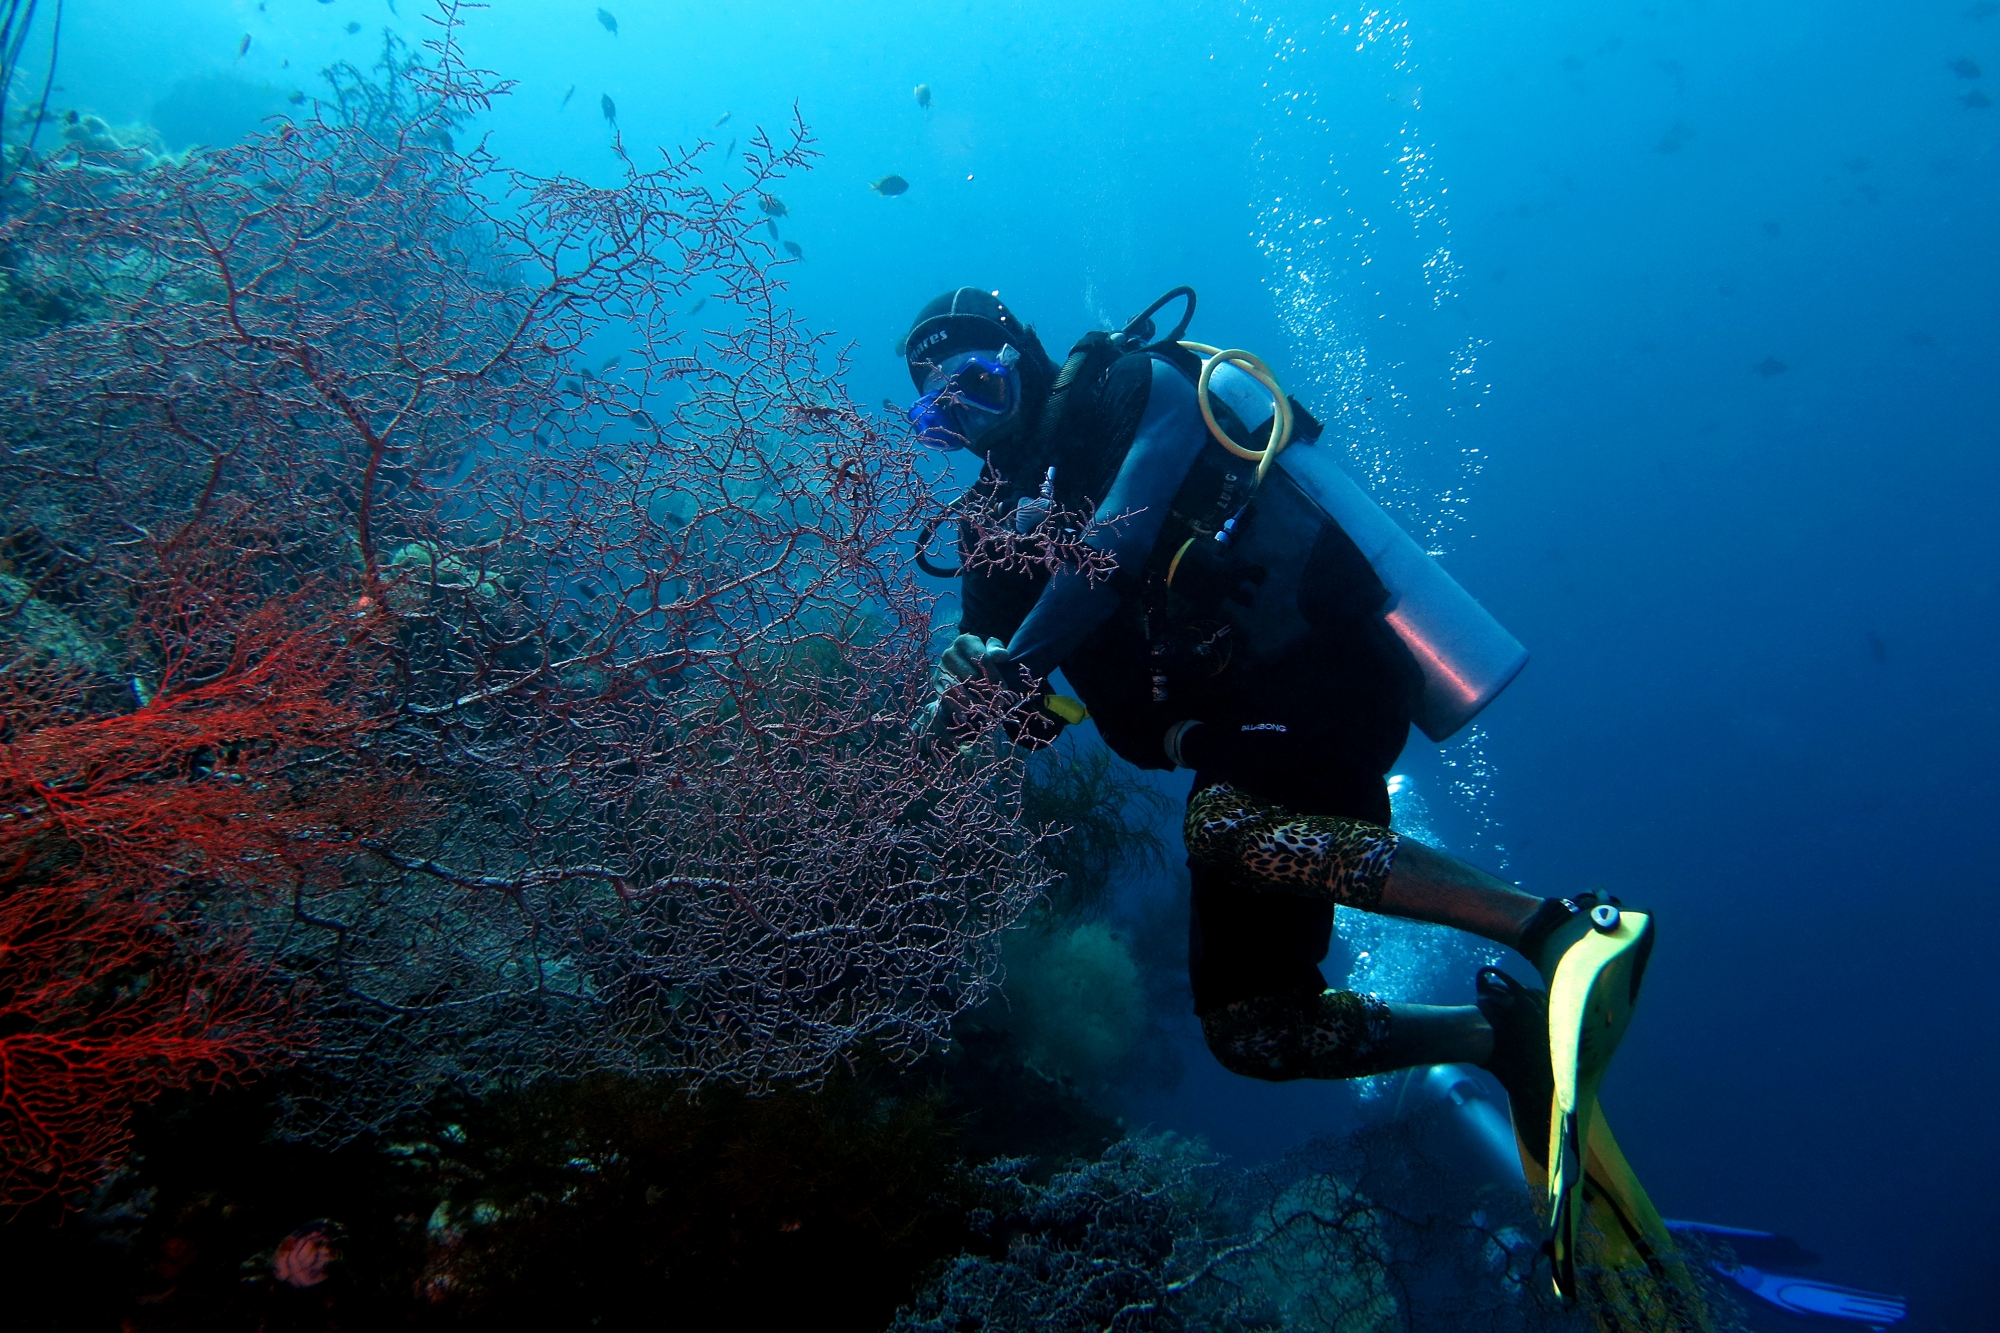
top-left (1184, 783), bottom-right (1399, 910)
top-left (1199, 988), bottom-right (1395, 1082)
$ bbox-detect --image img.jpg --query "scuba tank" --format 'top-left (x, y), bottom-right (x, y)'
top-left (1199, 353), bottom-right (1528, 742)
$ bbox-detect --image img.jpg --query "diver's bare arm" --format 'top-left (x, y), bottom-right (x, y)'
top-left (1380, 840), bottom-right (1541, 952)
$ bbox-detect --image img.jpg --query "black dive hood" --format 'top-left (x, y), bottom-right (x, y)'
top-left (903, 287), bottom-right (1052, 389)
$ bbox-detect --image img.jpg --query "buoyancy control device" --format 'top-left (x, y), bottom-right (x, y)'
top-left (1190, 345), bottom-right (1529, 742)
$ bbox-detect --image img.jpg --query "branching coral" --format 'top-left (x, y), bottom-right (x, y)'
top-left (890, 1112), bottom-right (1718, 1333)
top-left (0, 3), bottom-right (1047, 1143)
top-left (0, 884), bottom-right (290, 1211)
top-left (891, 1131), bottom-right (1240, 1333)
top-left (0, 560), bottom-right (397, 1208)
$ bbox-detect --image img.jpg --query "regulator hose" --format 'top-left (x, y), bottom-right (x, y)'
top-left (1178, 341), bottom-right (1295, 487)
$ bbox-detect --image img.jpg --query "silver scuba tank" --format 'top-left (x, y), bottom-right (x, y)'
top-left (1394, 1063), bottom-right (1528, 1187)
top-left (1206, 362), bottom-right (1528, 743)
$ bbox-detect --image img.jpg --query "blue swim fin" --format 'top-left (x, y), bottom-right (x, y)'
top-left (1713, 1264), bottom-right (1907, 1327)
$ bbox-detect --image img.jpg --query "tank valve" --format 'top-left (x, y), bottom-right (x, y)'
top-left (1590, 903), bottom-right (1622, 933)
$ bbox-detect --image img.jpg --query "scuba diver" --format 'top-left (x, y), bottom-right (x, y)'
top-left (905, 287), bottom-right (1654, 1269)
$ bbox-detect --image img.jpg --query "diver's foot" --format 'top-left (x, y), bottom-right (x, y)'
top-left (1542, 905), bottom-right (1657, 1301)
top-left (1473, 966), bottom-right (1553, 1172)
top-left (1517, 892), bottom-right (1620, 987)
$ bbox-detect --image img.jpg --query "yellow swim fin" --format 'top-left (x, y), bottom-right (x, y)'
top-left (1491, 909), bottom-right (1714, 1330)
top-left (1581, 1111), bottom-right (1717, 1330)
top-left (1547, 905), bottom-right (1654, 1301)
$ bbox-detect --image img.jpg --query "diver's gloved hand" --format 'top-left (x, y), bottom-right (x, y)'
top-left (940, 633), bottom-right (998, 683)
top-left (923, 634), bottom-right (1001, 743)
top-left (926, 633), bottom-right (1042, 747)
top-left (940, 633), bottom-right (1033, 690)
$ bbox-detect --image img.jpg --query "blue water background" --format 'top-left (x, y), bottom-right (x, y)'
top-left (53, 1), bottom-right (1999, 1326)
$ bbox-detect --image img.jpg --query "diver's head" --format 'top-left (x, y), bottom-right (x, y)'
top-left (902, 287), bottom-right (1054, 459)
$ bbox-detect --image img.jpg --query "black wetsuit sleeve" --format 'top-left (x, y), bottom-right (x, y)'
top-left (953, 352), bottom-right (1152, 646)
top-left (956, 532), bottom-right (1046, 644)
top-left (1007, 360), bottom-right (1208, 681)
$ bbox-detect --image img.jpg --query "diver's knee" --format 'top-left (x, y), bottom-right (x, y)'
top-left (1183, 784), bottom-right (1398, 910)
top-left (1183, 782), bottom-right (1259, 875)
top-left (1201, 1000), bottom-right (1305, 1082)
top-left (1200, 989), bottom-right (1394, 1083)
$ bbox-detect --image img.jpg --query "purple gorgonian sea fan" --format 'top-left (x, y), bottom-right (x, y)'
top-left (0, 1), bottom-right (1051, 1150)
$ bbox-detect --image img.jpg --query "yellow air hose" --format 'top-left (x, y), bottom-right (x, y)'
top-left (1179, 342), bottom-right (1294, 487)
top-left (1162, 342), bottom-right (1295, 590)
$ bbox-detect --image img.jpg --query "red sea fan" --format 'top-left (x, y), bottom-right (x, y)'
top-left (0, 574), bottom-right (400, 1208)
top-left (0, 882), bottom-right (292, 1210)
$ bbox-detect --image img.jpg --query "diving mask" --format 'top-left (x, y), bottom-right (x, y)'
top-left (908, 345), bottom-right (1020, 450)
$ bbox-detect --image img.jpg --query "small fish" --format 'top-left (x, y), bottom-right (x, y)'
top-left (564, 377), bottom-right (584, 395)
top-left (345, 20), bottom-right (361, 34)
top-left (892, 333), bottom-right (908, 356)
top-left (561, 84), bottom-right (576, 110)
top-left (1963, 88), bottom-right (1993, 106)
top-left (725, 138), bottom-right (735, 157)
top-left (238, 33), bottom-right (252, 57)
top-left (783, 240), bottom-right (803, 260)
top-left (687, 296), bottom-right (707, 315)
top-left (1948, 57), bottom-right (1981, 78)
top-left (601, 354), bottom-right (621, 371)
top-left (765, 219), bottom-right (779, 241)
top-left (597, 7), bottom-right (619, 35)
top-left (288, 89), bottom-right (306, 105)
top-left (882, 397), bottom-right (900, 412)
top-left (388, 0), bottom-right (399, 14)
top-left (758, 192), bottom-right (787, 217)
top-left (870, 174), bottom-right (908, 196)
top-left (713, 110), bottom-right (731, 128)
top-left (1968, 2), bottom-right (1999, 18)
top-left (914, 83), bottom-right (932, 110)
top-left (1754, 355), bottom-right (1788, 377)
top-left (601, 94), bottom-right (616, 123)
